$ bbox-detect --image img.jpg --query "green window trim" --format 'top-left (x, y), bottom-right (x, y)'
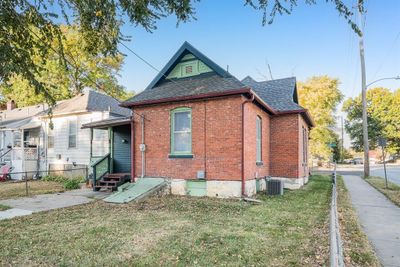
top-left (170, 107), bottom-right (192, 156)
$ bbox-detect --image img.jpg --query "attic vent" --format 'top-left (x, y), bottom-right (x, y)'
top-left (185, 65), bottom-right (193, 74)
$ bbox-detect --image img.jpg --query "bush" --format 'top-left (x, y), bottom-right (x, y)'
top-left (41, 175), bottom-right (84, 190)
top-left (64, 179), bottom-right (81, 190)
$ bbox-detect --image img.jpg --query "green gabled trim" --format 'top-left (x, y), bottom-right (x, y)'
top-left (170, 107), bottom-right (192, 155)
top-left (166, 55), bottom-right (213, 79)
top-left (145, 42), bottom-right (231, 90)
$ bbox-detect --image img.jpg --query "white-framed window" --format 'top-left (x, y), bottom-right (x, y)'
top-left (256, 116), bottom-right (262, 163)
top-left (13, 131), bottom-right (21, 148)
top-left (48, 125), bottom-right (54, 149)
top-left (170, 107), bottom-right (192, 155)
top-left (68, 119), bottom-right (77, 148)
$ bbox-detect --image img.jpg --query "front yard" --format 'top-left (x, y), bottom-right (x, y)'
top-left (0, 175), bottom-right (331, 266)
top-left (0, 180), bottom-right (65, 200)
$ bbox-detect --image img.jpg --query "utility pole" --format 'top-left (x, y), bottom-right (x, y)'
top-left (358, 3), bottom-right (369, 177)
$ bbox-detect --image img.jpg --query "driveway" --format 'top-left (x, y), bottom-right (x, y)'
top-left (0, 188), bottom-right (110, 220)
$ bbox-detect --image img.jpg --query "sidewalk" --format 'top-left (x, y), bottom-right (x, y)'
top-left (343, 175), bottom-right (400, 267)
top-left (0, 188), bottom-right (110, 220)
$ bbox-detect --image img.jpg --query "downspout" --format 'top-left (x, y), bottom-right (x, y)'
top-left (130, 115), bottom-right (135, 183)
top-left (141, 115), bottom-right (145, 178)
top-left (241, 93), bottom-right (255, 197)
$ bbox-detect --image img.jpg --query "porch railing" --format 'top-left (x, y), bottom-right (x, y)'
top-left (0, 148), bottom-right (12, 161)
top-left (91, 153), bottom-right (111, 190)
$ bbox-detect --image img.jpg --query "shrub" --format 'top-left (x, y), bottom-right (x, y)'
top-left (41, 175), bottom-right (84, 190)
top-left (64, 179), bottom-right (81, 190)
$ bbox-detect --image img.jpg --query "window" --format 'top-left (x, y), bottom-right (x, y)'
top-left (48, 125), bottom-right (54, 149)
top-left (171, 108), bottom-right (192, 155)
top-left (256, 116), bottom-right (262, 163)
top-left (13, 131), bottom-right (21, 147)
top-left (68, 120), bottom-right (77, 148)
top-left (303, 127), bottom-right (308, 164)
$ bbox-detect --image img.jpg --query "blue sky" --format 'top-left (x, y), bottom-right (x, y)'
top-left (118, 0), bottom-right (400, 101)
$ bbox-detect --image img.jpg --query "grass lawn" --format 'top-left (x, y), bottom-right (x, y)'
top-left (365, 176), bottom-right (400, 207)
top-left (0, 180), bottom-right (65, 200)
top-left (337, 176), bottom-right (380, 266)
top-left (0, 175), bottom-right (331, 266)
top-left (0, 203), bottom-right (11, 211)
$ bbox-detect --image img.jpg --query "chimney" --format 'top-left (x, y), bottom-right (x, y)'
top-left (7, 100), bottom-right (16, 111)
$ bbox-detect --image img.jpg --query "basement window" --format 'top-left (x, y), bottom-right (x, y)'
top-left (170, 107), bottom-right (192, 156)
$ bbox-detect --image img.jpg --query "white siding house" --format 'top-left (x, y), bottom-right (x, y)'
top-left (0, 90), bottom-right (131, 180)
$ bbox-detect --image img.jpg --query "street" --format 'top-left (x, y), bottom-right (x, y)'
top-left (370, 164), bottom-right (400, 185)
top-left (329, 164), bottom-right (400, 185)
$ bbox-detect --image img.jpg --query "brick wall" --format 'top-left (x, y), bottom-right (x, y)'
top-left (243, 102), bottom-right (270, 180)
top-left (131, 96), bottom-right (308, 182)
top-left (132, 96), bottom-right (243, 181)
top-left (269, 114), bottom-right (300, 178)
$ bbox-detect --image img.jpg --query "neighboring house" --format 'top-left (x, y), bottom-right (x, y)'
top-left (0, 90), bottom-right (131, 179)
top-left (85, 42), bottom-right (314, 197)
top-left (0, 101), bottom-right (48, 179)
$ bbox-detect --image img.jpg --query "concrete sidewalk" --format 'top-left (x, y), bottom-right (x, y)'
top-left (343, 175), bottom-right (400, 267)
top-left (0, 188), bottom-right (110, 220)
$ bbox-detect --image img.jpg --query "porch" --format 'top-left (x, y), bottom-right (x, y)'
top-left (83, 116), bottom-right (133, 191)
top-left (0, 118), bottom-right (42, 180)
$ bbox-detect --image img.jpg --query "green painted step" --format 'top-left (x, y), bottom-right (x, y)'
top-left (104, 178), bottom-right (167, 204)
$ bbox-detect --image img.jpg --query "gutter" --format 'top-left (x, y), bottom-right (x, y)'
top-left (241, 93), bottom-right (255, 197)
top-left (130, 115), bottom-right (135, 182)
top-left (121, 88), bottom-right (250, 107)
top-left (121, 87), bottom-right (276, 115)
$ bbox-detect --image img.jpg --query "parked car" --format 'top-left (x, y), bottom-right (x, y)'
top-left (350, 158), bottom-right (363, 165)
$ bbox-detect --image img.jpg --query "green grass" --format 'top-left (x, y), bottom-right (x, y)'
top-left (0, 204), bottom-right (11, 211)
top-left (337, 176), bottom-right (380, 266)
top-left (0, 175), bottom-right (331, 266)
top-left (365, 176), bottom-right (400, 207)
top-left (0, 180), bottom-right (65, 200)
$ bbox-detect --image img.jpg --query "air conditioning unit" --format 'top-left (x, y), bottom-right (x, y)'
top-left (266, 178), bottom-right (283, 196)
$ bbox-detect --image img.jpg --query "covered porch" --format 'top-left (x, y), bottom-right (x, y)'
top-left (82, 116), bottom-right (134, 191)
top-left (0, 117), bottom-right (42, 180)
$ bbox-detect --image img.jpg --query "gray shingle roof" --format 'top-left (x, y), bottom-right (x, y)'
top-left (122, 42), bottom-right (303, 113)
top-left (126, 73), bottom-right (245, 104)
top-left (48, 90), bottom-right (131, 117)
top-left (241, 76), bottom-right (304, 112)
top-left (81, 116), bottom-right (131, 129)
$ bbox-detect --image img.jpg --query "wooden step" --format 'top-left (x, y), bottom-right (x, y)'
top-left (103, 176), bottom-right (122, 182)
top-left (94, 185), bottom-right (117, 191)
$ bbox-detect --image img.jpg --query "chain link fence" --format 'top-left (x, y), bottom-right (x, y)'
top-left (330, 163), bottom-right (345, 267)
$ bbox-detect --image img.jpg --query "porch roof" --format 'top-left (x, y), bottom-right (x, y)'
top-left (81, 116), bottom-right (131, 129)
top-left (0, 117), bottom-right (41, 131)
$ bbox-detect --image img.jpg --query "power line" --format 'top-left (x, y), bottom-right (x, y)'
top-left (371, 30), bottom-right (400, 81)
top-left (7, 5), bottom-right (148, 120)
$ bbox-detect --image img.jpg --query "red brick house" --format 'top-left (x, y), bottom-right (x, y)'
top-left (91, 42), bottom-right (313, 197)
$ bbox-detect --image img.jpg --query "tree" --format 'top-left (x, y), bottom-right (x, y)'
top-left (343, 87), bottom-right (400, 154)
top-left (1, 0), bottom-right (362, 104)
top-left (0, 25), bottom-right (132, 107)
top-left (297, 76), bottom-right (344, 161)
